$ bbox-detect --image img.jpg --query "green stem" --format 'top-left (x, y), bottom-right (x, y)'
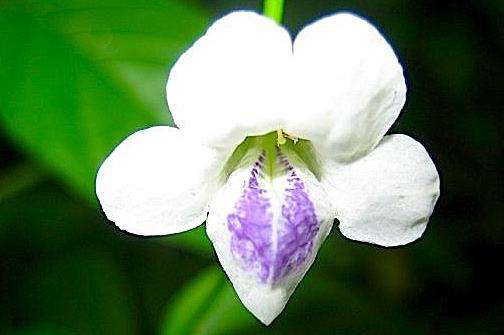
top-left (263, 0), bottom-right (285, 24)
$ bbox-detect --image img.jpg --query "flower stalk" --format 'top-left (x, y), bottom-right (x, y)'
top-left (263, 0), bottom-right (285, 24)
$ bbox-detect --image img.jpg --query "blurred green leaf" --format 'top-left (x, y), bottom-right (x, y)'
top-left (16, 251), bottom-right (136, 335)
top-left (0, 163), bottom-right (45, 202)
top-left (166, 225), bottom-right (213, 256)
top-left (0, 0), bottom-right (210, 251)
top-left (0, 180), bottom-right (92, 249)
top-left (161, 267), bottom-right (257, 335)
top-left (0, 0), bottom-right (207, 202)
top-left (9, 325), bottom-right (73, 335)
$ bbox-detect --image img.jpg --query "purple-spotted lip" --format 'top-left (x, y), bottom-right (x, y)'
top-left (227, 149), bottom-right (320, 284)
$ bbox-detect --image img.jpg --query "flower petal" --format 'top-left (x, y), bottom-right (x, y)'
top-left (96, 126), bottom-right (224, 236)
top-left (166, 11), bottom-right (293, 151)
top-left (323, 134), bottom-right (440, 247)
top-left (206, 145), bottom-right (334, 324)
top-left (286, 13), bottom-right (406, 162)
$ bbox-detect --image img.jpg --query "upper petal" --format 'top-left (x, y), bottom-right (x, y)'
top-left (286, 13), bottom-right (407, 162)
top-left (166, 11), bottom-right (293, 152)
top-left (96, 126), bottom-right (224, 236)
top-left (322, 134), bottom-right (440, 247)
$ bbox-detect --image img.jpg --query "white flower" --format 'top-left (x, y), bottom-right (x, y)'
top-left (96, 11), bottom-right (440, 325)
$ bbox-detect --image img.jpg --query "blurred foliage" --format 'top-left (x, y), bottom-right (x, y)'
top-left (162, 267), bottom-right (257, 334)
top-left (0, 0), bottom-right (205, 201)
top-left (0, 0), bottom-right (503, 334)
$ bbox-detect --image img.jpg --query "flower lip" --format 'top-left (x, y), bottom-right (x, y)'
top-left (206, 136), bottom-right (335, 324)
top-left (226, 147), bottom-right (321, 285)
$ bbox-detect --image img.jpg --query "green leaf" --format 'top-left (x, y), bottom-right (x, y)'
top-left (0, 0), bottom-right (210, 251)
top-left (161, 267), bottom-right (258, 335)
top-left (0, 180), bottom-right (92, 250)
top-left (16, 251), bottom-right (137, 335)
top-left (0, 163), bottom-right (45, 202)
top-left (0, 0), bottom-right (207, 202)
top-left (8, 325), bottom-right (73, 335)
top-left (263, 0), bottom-right (285, 23)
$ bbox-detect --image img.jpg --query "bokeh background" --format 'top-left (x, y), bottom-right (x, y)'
top-left (1, 0), bottom-right (502, 334)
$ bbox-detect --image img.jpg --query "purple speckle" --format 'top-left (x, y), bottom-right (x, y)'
top-left (227, 152), bottom-right (273, 283)
top-left (273, 150), bottom-right (319, 282)
top-left (226, 149), bottom-right (320, 284)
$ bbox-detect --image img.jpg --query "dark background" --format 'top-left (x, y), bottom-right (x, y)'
top-left (1, 0), bottom-right (502, 334)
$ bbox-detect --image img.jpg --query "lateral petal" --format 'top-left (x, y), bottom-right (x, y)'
top-left (96, 126), bottom-right (224, 235)
top-left (323, 134), bottom-right (440, 246)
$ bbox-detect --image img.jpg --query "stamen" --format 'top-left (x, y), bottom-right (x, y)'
top-left (276, 129), bottom-right (298, 146)
top-left (284, 133), bottom-right (299, 144)
top-left (276, 129), bottom-right (286, 146)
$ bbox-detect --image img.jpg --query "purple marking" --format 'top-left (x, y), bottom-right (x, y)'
top-left (227, 149), bottom-right (320, 284)
top-left (227, 152), bottom-right (273, 283)
top-left (273, 149), bottom-right (319, 282)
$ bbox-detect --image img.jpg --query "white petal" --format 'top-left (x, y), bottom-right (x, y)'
top-left (96, 126), bottom-right (224, 236)
top-left (323, 134), bottom-right (440, 247)
top-left (286, 13), bottom-right (407, 162)
top-left (166, 11), bottom-right (293, 151)
top-left (206, 145), bottom-right (334, 324)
